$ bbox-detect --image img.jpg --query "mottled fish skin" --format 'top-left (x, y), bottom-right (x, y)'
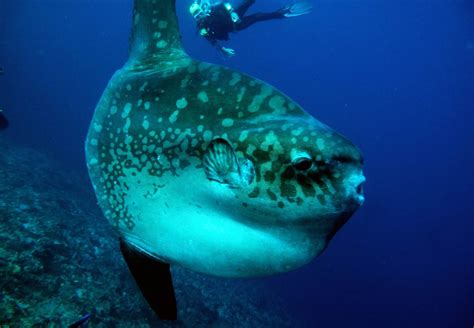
top-left (86, 0), bottom-right (365, 277)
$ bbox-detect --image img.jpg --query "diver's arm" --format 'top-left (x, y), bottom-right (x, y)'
top-left (205, 37), bottom-right (235, 57)
top-left (220, 46), bottom-right (236, 57)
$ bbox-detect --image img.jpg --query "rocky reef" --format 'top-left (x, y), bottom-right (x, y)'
top-left (0, 137), bottom-right (291, 327)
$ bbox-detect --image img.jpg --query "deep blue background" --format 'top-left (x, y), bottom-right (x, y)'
top-left (1, 0), bottom-right (473, 327)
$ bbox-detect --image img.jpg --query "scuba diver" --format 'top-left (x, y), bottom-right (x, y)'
top-left (189, 0), bottom-right (312, 57)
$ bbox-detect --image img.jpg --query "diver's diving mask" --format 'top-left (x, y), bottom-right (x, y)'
top-left (189, 1), bottom-right (211, 20)
top-left (189, 3), bottom-right (203, 19)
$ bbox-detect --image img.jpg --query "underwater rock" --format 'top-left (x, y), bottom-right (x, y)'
top-left (0, 138), bottom-right (291, 327)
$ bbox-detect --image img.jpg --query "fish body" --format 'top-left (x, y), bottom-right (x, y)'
top-left (87, 58), bottom-right (364, 276)
top-left (85, 0), bottom-right (365, 319)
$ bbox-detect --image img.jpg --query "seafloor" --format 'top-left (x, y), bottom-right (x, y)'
top-left (0, 137), bottom-right (291, 327)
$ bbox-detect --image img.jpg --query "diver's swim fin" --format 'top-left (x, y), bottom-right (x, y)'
top-left (119, 239), bottom-right (177, 321)
top-left (0, 112), bottom-right (9, 130)
top-left (283, 1), bottom-right (313, 18)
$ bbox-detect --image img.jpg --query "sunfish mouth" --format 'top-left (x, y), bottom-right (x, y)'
top-left (348, 173), bottom-right (366, 205)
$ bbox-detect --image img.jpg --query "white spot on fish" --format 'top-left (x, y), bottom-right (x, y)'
top-left (261, 131), bottom-right (279, 151)
top-left (229, 72), bottom-right (241, 86)
top-left (139, 82), bottom-right (148, 92)
top-left (93, 123), bottom-right (103, 133)
top-left (237, 87), bottom-right (247, 103)
top-left (291, 127), bottom-right (304, 136)
top-left (198, 91), bottom-right (209, 103)
top-left (268, 95), bottom-right (287, 115)
top-left (246, 144), bottom-right (256, 155)
top-left (156, 40), bottom-right (168, 49)
top-left (317, 138), bottom-right (325, 150)
top-left (248, 85), bottom-right (272, 113)
top-left (169, 110), bottom-right (179, 123)
top-left (239, 131), bottom-right (248, 142)
top-left (122, 103), bottom-right (132, 118)
top-left (176, 98), bottom-right (188, 109)
top-left (203, 130), bottom-right (213, 142)
top-left (123, 117), bottom-right (131, 133)
top-left (222, 118), bottom-right (234, 127)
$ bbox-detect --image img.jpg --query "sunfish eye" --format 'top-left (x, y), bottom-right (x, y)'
top-left (292, 158), bottom-right (313, 171)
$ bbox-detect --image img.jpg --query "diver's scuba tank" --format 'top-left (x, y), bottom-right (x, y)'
top-left (190, 1), bottom-right (240, 23)
top-left (223, 3), bottom-right (241, 23)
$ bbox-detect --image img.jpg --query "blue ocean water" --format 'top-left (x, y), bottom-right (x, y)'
top-left (1, 0), bottom-right (473, 327)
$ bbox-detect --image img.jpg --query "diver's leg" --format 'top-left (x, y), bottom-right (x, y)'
top-left (235, 12), bottom-right (284, 31)
top-left (235, 0), bottom-right (256, 17)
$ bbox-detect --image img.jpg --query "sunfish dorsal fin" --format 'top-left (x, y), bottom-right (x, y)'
top-left (119, 239), bottom-right (177, 321)
top-left (128, 0), bottom-right (188, 67)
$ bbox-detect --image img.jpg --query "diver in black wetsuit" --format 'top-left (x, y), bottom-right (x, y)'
top-left (189, 0), bottom-right (312, 57)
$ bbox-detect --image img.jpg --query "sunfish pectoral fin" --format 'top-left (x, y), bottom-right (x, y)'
top-left (119, 239), bottom-right (177, 321)
top-left (203, 138), bottom-right (255, 188)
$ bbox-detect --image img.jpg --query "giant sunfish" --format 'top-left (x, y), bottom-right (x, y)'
top-left (86, 0), bottom-right (365, 321)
